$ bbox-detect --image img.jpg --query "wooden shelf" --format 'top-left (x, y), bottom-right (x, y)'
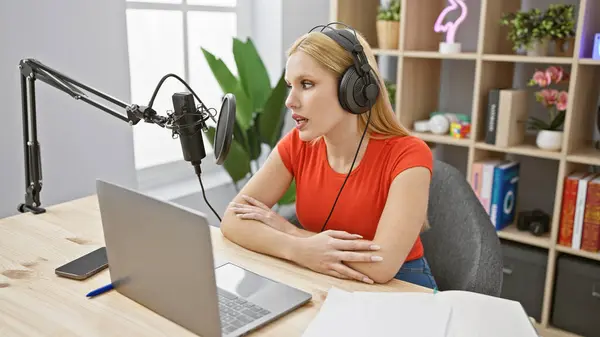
top-left (403, 51), bottom-right (478, 60)
top-left (566, 147), bottom-right (600, 166)
top-left (497, 224), bottom-right (551, 249)
top-left (555, 244), bottom-right (600, 262)
top-left (474, 140), bottom-right (563, 160)
top-left (331, 0), bottom-right (600, 335)
top-left (411, 131), bottom-right (471, 147)
top-left (578, 58), bottom-right (600, 65)
top-left (373, 48), bottom-right (400, 56)
top-left (482, 54), bottom-right (573, 64)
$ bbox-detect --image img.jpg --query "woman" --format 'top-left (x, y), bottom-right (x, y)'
top-left (220, 24), bottom-right (437, 289)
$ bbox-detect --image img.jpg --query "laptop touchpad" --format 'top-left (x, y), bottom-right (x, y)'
top-left (215, 263), bottom-right (274, 299)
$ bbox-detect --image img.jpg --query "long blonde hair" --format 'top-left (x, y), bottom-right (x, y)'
top-left (286, 28), bottom-right (411, 139)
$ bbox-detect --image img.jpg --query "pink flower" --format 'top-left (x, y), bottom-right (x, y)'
top-left (556, 91), bottom-right (568, 111)
top-left (530, 70), bottom-right (551, 87)
top-left (546, 66), bottom-right (564, 83)
top-left (536, 89), bottom-right (559, 107)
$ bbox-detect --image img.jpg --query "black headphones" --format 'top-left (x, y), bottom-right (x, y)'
top-left (309, 22), bottom-right (380, 115)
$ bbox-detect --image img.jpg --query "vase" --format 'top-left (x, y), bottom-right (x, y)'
top-left (554, 37), bottom-right (575, 57)
top-left (527, 39), bottom-right (550, 57)
top-left (376, 20), bottom-right (399, 50)
top-left (536, 130), bottom-right (563, 151)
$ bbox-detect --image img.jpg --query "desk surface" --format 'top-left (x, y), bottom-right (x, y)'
top-left (0, 195), bottom-right (430, 337)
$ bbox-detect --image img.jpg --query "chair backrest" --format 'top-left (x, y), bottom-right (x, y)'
top-left (421, 159), bottom-right (503, 296)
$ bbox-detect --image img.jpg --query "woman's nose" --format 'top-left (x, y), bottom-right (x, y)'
top-left (285, 92), bottom-right (299, 110)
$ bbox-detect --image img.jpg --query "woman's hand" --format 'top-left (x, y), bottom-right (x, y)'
top-left (293, 230), bottom-right (383, 284)
top-left (229, 195), bottom-right (296, 234)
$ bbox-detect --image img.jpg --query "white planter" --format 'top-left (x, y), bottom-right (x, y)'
top-left (536, 130), bottom-right (563, 151)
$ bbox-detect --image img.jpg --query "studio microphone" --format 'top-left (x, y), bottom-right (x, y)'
top-left (171, 91), bottom-right (236, 174)
top-left (172, 92), bottom-right (206, 173)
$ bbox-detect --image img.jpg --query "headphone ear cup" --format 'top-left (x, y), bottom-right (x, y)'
top-left (339, 67), bottom-right (365, 115)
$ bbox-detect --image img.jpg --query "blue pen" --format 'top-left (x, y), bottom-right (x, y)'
top-left (86, 283), bottom-right (114, 298)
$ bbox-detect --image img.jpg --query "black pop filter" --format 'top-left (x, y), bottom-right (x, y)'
top-left (214, 93), bottom-right (236, 165)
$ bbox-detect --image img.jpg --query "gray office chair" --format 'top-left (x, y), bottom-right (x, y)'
top-left (421, 159), bottom-right (503, 297)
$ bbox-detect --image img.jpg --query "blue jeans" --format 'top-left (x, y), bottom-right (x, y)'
top-left (393, 256), bottom-right (438, 289)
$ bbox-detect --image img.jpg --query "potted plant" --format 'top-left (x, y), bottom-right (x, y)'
top-left (376, 0), bottom-right (401, 49)
top-left (542, 4), bottom-right (576, 57)
top-left (201, 38), bottom-right (296, 206)
top-left (526, 66), bottom-right (570, 151)
top-left (500, 8), bottom-right (549, 56)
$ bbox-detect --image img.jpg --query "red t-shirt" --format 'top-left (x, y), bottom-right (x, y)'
top-left (277, 128), bottom-right (433, 261)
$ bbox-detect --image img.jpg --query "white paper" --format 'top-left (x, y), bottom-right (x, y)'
top-left (301, 287), bottom-right (359, 337)
top-left (440, 291), bottom-right (539, 337)
top-left (353, 291), bottom-right (452, 337)
top-left (302, 287), bottom-right (539, 337)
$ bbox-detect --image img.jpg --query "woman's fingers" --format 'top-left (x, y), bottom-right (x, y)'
top-left (325, 230), bottom-right (363, 240)
top-left (331, 239), bottom-right (380, 252)
top-left (330, 263), bottom-right (374, 284)
top-left (236, 212), bottom-right (264, 222)
top-left (326, 269), bottom-right (349, 280)
top-left (241, 195), bottom-right (270, 211)
top-left (335, 251), bottom-right (383, 262)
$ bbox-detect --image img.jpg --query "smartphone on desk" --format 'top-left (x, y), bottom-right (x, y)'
top-left (55, 247), bottom-right (108, 280)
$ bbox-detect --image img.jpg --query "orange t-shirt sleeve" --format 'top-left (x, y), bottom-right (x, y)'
top-left (276, 128), bottom-right (301, 176)
top-left (390, 136), bottom-right (433, 180)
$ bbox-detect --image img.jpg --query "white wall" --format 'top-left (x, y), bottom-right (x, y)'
top-left (0, 0), bottom-right (137, 218)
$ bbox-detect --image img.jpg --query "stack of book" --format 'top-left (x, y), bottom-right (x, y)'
top-left (557, 172), bottom-right (600, 252)
top-left (470, 160), bottom-right (521, 231)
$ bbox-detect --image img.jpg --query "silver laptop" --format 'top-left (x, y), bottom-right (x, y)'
top-left (96, 179), bottom-right (312, 337)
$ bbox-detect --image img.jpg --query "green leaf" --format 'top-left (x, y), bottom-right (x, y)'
top-left (258, 71), bottom-right (289, 147)
top-left (206, 126), bottom-right (251, 183)
top-left (201, 47), bottom-right (238, 94)
top-left (549, 110), bottom-right (566, 130)
top-left (278, 179), bottom-right (296, 205)
top-left (233, 38), bottom-right (272, 112)
top-left (233, 119), bottom-right (250, 153)
top-left (246, 122), bottom-right (262, 161)
top-left (201, 47), bottom-right (253, 130)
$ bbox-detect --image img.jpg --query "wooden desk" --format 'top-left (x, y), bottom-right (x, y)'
top-left (0, 195), bottom-right (430, 336)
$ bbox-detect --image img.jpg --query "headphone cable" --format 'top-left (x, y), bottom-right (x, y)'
top-left (319, 109), bottom-right (372, 232)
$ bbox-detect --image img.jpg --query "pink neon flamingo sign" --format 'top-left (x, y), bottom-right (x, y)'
top-left (434, 0), bottom-right (468, 45)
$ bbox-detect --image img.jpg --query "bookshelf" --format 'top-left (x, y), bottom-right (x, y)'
top-left (331, 0), bottom-right (600, 336)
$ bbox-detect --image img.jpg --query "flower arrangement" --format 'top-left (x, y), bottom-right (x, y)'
top-left (526, 66), bottom-right (570, 131)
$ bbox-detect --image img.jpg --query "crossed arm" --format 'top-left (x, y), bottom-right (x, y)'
top-left (220, 148), bottom-right (431, 284)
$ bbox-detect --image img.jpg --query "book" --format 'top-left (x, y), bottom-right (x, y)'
top-left (485, 89), bottom-right (500, 144)
top-left (558, 172), bottom-right (590, 246)
top-left (489, 161), bottom-right (520, 230)
top-left (582, 175), bottom-right (600, 252)
top-left (470, 162), bottom-right (483, 202)
top-left (495, 89), bottom-right (528, 148)
top-left (572, 173), bottom-right (598, 249)
top-left (480, 160), bottom-right (504, 215)
top-left (302, 287), bottom-right (538, 337)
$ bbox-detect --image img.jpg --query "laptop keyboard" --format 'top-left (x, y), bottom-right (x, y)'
top-left (218, 288), bottom-right (271, 335)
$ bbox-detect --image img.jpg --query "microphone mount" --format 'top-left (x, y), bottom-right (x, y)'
top-left (17, 58), bottom-right (215, 215)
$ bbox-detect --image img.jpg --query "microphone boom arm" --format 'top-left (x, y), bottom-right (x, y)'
top-left (17, 58), bottom-right (167, 214)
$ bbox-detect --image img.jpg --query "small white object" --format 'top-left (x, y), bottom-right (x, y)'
top-left (439, 42), bottom-right (462, 54)
top-left (429, 115), bottom-right (450, 135)
top-left (536, 130), bottom-right (563, 151)
top-left (413, 120), bottom-right (431, 132)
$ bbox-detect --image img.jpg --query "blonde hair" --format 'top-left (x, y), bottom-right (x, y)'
top-left (286, 28), bottom-right (411, 139)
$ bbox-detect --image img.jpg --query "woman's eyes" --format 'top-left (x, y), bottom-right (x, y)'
top-left (285, 80), bottom-right (314, 89)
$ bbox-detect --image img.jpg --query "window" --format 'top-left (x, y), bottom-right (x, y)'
top-left (125, 0), bottom-right (250, 172)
